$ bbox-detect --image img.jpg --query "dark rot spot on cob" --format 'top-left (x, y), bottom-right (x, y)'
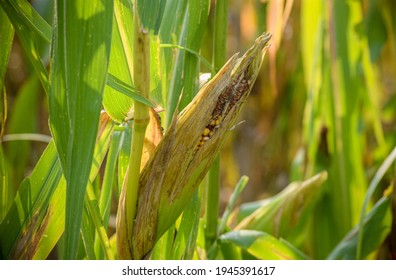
top-left (197, 70), bottom-right (251, 148)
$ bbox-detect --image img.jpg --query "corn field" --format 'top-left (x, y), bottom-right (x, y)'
top-left (0, 0), bottom-right (395, 260)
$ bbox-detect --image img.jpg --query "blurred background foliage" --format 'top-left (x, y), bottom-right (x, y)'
top-left (1, 0), bottom-right (396, 259)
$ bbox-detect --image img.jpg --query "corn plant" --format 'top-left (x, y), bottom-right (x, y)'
top-left (0, 0), bottom-right (395, 260)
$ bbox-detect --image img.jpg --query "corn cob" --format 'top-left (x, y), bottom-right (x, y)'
top-left (118, 32), bottom-right (271, 259)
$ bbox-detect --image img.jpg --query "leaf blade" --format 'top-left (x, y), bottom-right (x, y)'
top-left (48, 0), bottom-right (113, 259)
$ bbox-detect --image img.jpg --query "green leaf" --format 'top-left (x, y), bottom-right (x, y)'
top-left (137, 0), bottom-right (166, 34)
top-left (85, 183), bottom-right (114, 260)
top-left (117, 124), bottom-right (132, 196)
top-left (218, 176), bottom-right (249, 235)
top-left (106, 73), bottom-right (154, 108)
top-left (48, 0), bottom-right (113, 259)
top-left (4, 77), bottom-right (40, 186)
top-left (102, 0), bottom-right (134, 123)
top-left (0, 4), bottom-right (14, 93)
top-left (0, 146), bottom-right (10, 224)
top-left (33, 113), bottom-right (113, 260)
top-left (366, 0), bottom-right (387, 61)
top-left (0, 140), bottom-right (62, 259)
top-left (81, 203), bottom-right (96, 260)
top-left (94, 130), bottom-right (123, 258)
top-left (150, 226), bottom-right (175, 260)
top-left (300, 0), bottom-right (324, 176)
top-left (327, 195), bottom-right (392, 259)
top-left (0, 4), bottom-right (14, 222)
top-left (356, 146), bottom-right (396, 258)
top-left (178, 0), bottom-right (210, 109)
top-left (0, 0), bottom-right (49, 92)
top-left (325, 0), bottom-right (367, 247)
top-left (1, 0), bottom-right (52, 43)
top-left (150, 35), bottom-right (164, 108)
top-left (236, 172), bottom-right (327, 246)
top-left (171, 190), bottom-right (201, 260)
top-left (165, 0), bottom-right (210, 126)
top-left (158, 0), bottom-right (187, 114)
top-left (220, 230), bottom-right (308, 260)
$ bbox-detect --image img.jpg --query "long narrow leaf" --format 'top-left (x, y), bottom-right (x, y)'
top-left (0, 140), bottom-right (62, 259)
top-left (33, 113), bottom-right (113, 259)
top-left (235, 172), bottom-right (327, 247)
top-left (356, 146), bottom-right (396, 258)
top-left (0, 0), bottom-right (49, 93)
top-left (4, 77), bottom-right (40, 187)
top-left (0, 4), bottom-right (13, 222)
top-left (0, 112), bottom-right (113, 259)
top-left (102, 0), bottom-right (135, 123)
top-left (171, 190), bottom-right (201, 260)
top-left (0, 0), bottom-right (52, 43)
top-left (106, 73), bottom-right (154, 108)
top-left (165, 0), bottom-right (210, 126)
top-left (328, 195), bottom-right (392, 260)
top-left (220, 230), bottom-right (308, 260)
top-left (48, 0), bottom-right (113, 259)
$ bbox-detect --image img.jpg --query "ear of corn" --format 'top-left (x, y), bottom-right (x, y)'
top-left (120, 33), bottom-right (271, 259)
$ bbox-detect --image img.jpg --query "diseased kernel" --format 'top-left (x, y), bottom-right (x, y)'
top-left (209, 131), bottom-right (213, 137)
top-left (210, 119), bottom-right (216, 126)
top-left (203, 136), bottom-right (210, 141)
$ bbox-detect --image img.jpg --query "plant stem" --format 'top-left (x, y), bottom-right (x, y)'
top-left (124, 6), bottom-right (150, 248)
top-left (205, 0), bottom-right (228, 252)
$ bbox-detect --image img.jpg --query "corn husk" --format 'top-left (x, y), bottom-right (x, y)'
top-left (119, 33), bottom-right (271, 259)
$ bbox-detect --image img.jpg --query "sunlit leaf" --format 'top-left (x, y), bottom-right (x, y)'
top-left (48, 0), bottom-right (113, 259)
top-left (235, 172), bottom-right (327, 246)
top-left (220, 230), bottom-right (308, 260)
top-left (328, 195), bottom-right (392, 260)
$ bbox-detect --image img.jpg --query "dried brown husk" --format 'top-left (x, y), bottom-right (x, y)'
top-left (125, 33), bottom-right (271, 259)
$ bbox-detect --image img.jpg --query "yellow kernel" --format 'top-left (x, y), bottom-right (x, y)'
top-left (209, 131), bottom-right (213, 137)
top-left (203, 128), bottom-right (210, 136)
top-left (210, 120), bottom-right (216, 126)
top-left (215, 119), bottom-right (221, 126)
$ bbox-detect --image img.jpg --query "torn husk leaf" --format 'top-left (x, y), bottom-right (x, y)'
top-left (122, 33), bottom-right (271, 259)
